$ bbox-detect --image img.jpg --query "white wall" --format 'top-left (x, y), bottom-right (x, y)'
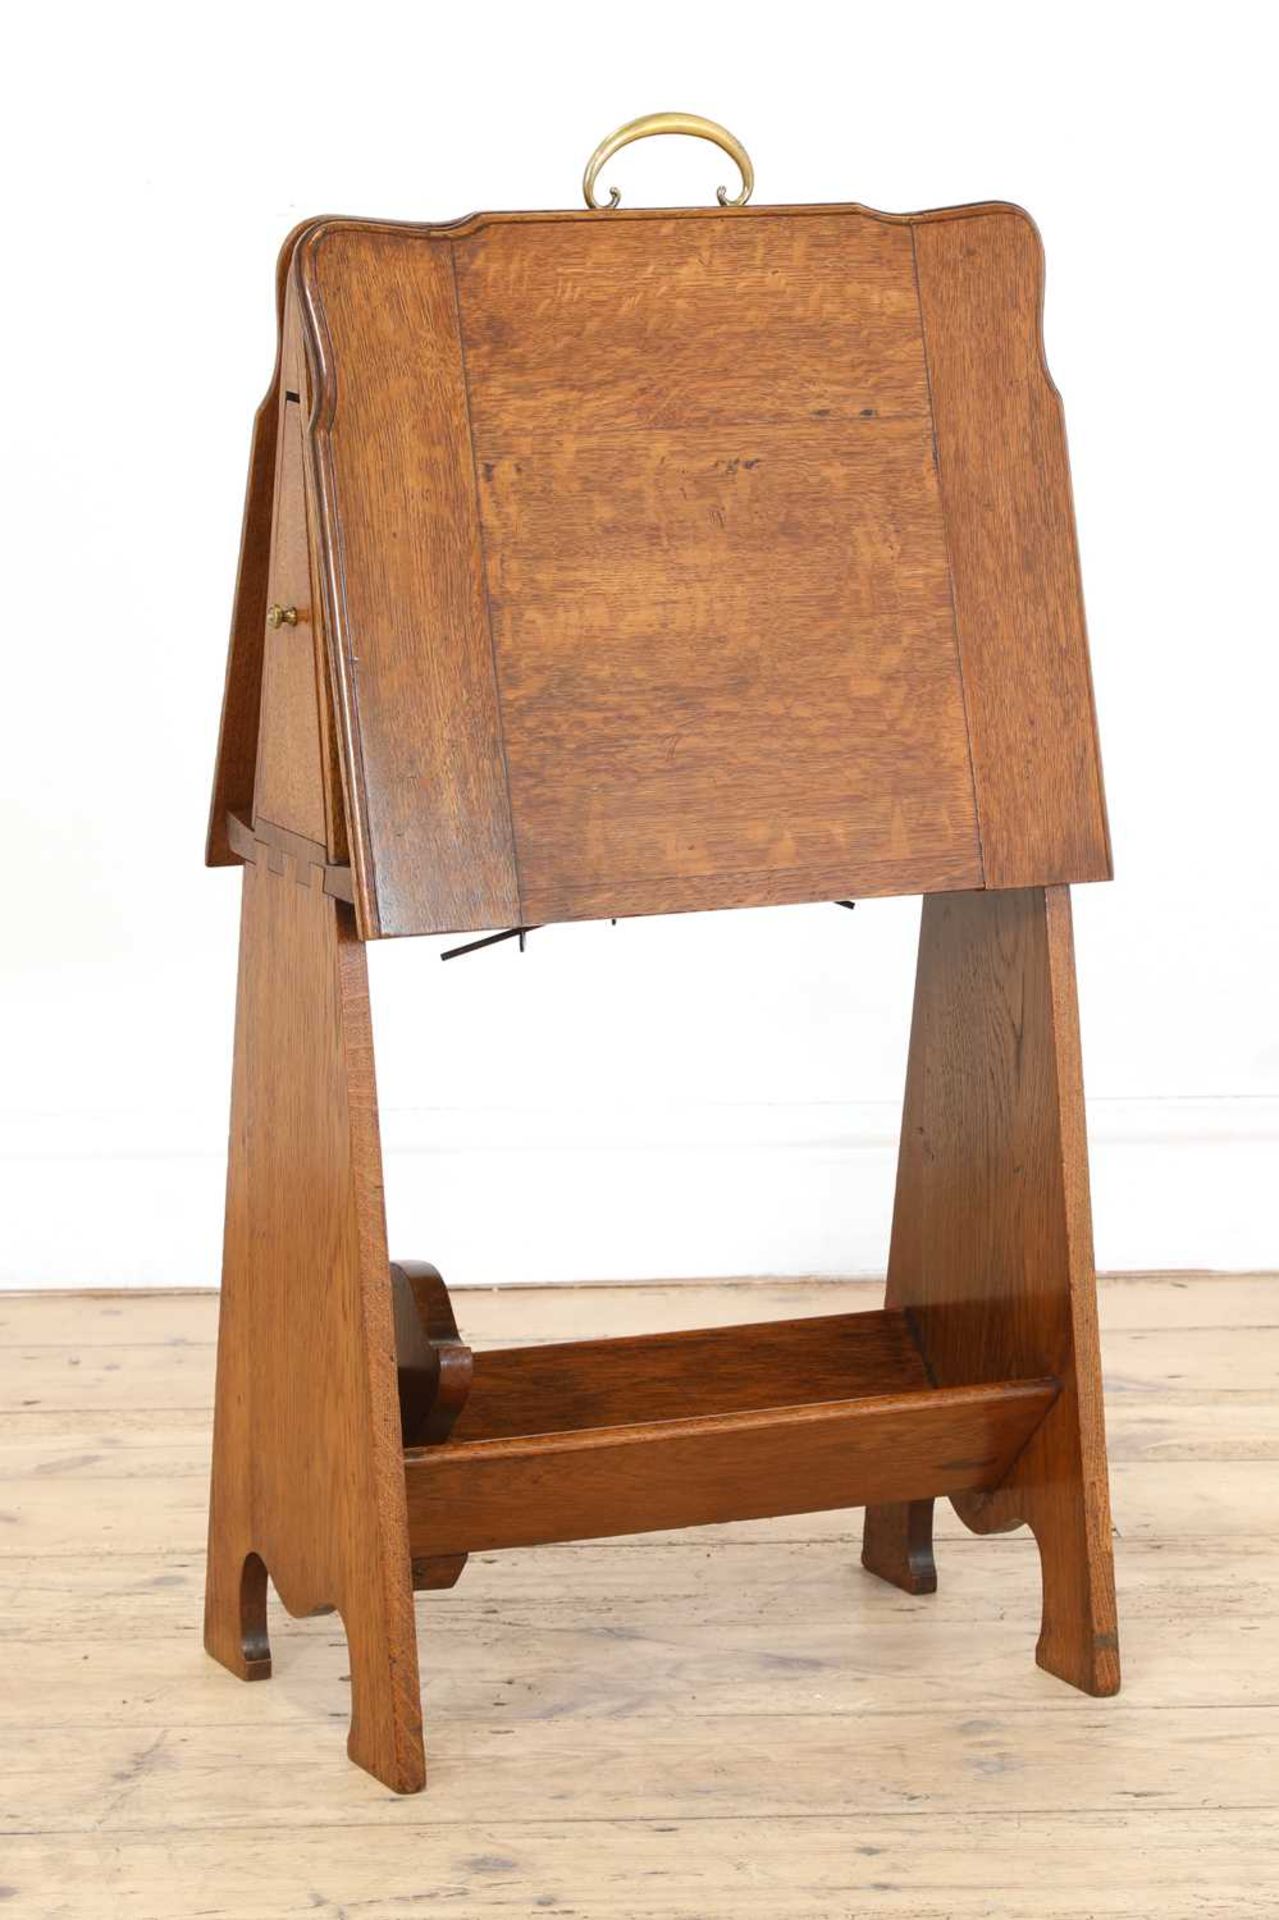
top-left (2, 2), bottom-right (1275, 1290)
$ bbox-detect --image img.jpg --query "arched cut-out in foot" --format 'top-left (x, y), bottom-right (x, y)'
top-left (238, 1551), bottom-right (272, 1678)
top-left (205, 1546), bottom-right (271, 1681)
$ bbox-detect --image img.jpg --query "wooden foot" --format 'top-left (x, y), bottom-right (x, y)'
top-left (862, 886), bottom-right (1119, 1695)
top-left (204, 854), bottom-right (426, 1790)
top-left (412, 1554), bottom-right (469, 1592)
top-left (861, 1499), bottom-right (937, 1595)
top-left (950, 1461), bottom-right (1120, 1694)
top-left (1029, 1491), bottom-right (1122, 1695)
top-left (343, 1593), bottom-right (428, 1794)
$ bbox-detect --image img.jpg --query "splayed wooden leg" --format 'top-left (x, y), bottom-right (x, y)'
top-left (862, 886), bottom-right (1119, 1694)
top-left (204, 854), bottom-right (426, 1790)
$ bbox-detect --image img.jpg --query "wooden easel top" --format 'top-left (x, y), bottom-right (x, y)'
top-left (208, 200), bottom-right (1110, 940)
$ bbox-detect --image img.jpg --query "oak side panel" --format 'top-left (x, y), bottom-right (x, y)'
top-left (913, 212), bottom-right (1111, 886)
top-left (252, 399), bottom-right (327, 844)
top-left (207, 225), bottom-right (318, 866)
top-left (287, 279), bottom-right (351, 868)
top-left (868, 885), bottom-right (1119, 1694)
top-left (298, 226), bottom-right (519, 936)
top-left (457, 211), bottom-right (981, 921)
top-left (205, 376), bottom-right (279, 863)
top-left (204, 859), bottom-right (425, 1790)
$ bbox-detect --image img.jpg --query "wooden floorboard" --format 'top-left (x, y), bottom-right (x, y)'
top-left (1, 1274), bottom-right (1277, 1917)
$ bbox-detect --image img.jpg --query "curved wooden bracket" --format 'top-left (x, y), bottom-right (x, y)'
top-left (392, 1260), bottom-right (474, 1596)
top-left (391, 1260), bottom-right (474, 1447)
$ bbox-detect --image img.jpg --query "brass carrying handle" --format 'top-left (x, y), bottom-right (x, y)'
top-left (582, 113), bottom-right (754, 212)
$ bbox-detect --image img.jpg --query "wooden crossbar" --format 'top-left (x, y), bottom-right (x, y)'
top-left (404, 1376), bottom-right (1059, 1557)
top-left (450, 1306), bottom-right (932, 1442)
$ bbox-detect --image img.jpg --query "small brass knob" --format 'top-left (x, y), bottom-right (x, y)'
top-left (267, 603), bottom-right (298, 629)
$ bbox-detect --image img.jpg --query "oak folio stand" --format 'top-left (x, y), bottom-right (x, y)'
top-left (204, 116), bottom-right (1120, 1793)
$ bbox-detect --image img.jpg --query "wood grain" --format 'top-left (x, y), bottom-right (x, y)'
top-left (861, 1497), bottom-right (938, 1593)
top-left (11, 1457), bottom-right (1272, 1554)
top-left (405, 1377), bottom-right (1057, 1557)
top-left (456, 209), bottom-right (979, 919)
top-left (6, 1815), bottom-right (1276, 1920)
top-left (218, 201), bottom-right (1112, 928)
top-left (298, 224), bottom-right (519, 936)
top-left (198, 194), bottom-right (1120, 1805)
top-left (913, 210), bottom-right (1111, 886)
top-left (251, 399), bottom-right (326, 843)
top-left (450, 1306), bottom-right (930, 1441)
top-left (863, 885), bottom-right (1120, 1694)
top-left (391, 1259), bottom-right (474, 1446)
top-left (5, 1280), bottom-right (1276, 1913)
top-left (477, 417), bottom-right (980, 921)
top-left (454, 211), bottom-right (931, 437)
top-left (2, 1537), bottom-right (1275, 1650)
top-left (203, 856), bottom-right (424, 1791)
top-left (4, 1282), bottom-right (1267, 1912)
top-left (289, 206), bottom-right (985, 933)
top-left (205, 232), bottom-right (296, 866)
top-left (13, 1708), bottom-right (1279, 1826)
